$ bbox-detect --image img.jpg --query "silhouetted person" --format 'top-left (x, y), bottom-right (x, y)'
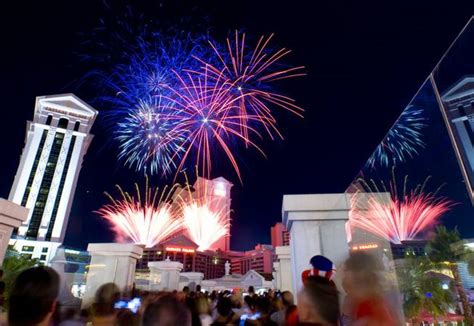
top-left (270, 291), bottom-right (297, 326)
top-left (142, 294), bottom-right (191, 326)
top-left (212, 297), bottom-right (239, 325)
top-left (297, 275), bottom-right (339, 326)
top-left (8, 266), bottom-right (60, 326)
top-left (90, 282), bottom-right (120, 325)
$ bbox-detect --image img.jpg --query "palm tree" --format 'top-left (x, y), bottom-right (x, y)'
top-left (1, 247), bottom-right (39, 308)
top-left (397, 257), bottom-right (454, 322)
top-left (426, 226), bottom-right (473, 323)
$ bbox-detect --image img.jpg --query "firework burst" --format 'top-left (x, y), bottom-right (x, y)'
top-left (96, 177), bottom-right (183, 248)
top-left (348, 171), bottom-right (453, 244)
top-left (165, 68), bottom-right (267, 181)
top-left (116, 97), bottom-right (186, 176)
top-left (194, 31), bottom-right (305, 141)
top-left (367, 105), bottom-right (427, 168)
top-left (174, 173), bottom-right (231, 251)
top-left (91, 27), bottom-right (215, 175)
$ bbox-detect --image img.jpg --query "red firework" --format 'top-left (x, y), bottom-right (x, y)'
top-left (165, 67), bottom-right (267, 182)
top-left (348, 175), bottom-right (453, 244)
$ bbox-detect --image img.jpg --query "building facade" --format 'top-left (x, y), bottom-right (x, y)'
top-left (230, 244), bottom-right (275, 277)
top-left (271, 222), bottom-right (290, 247)
top-left (9, 94), bottom-right (98, 262)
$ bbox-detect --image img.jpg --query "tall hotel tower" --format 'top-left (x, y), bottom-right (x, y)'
top-left (9, 94), bottom-right (98, 262)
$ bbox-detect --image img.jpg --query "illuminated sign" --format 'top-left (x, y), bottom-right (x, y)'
top-left (351, 243), bottom-right (379, 251)
top-left (165, 247), bottom-right (195, 253)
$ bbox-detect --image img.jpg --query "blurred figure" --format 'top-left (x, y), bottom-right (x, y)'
top-left (297, 275), bottom-right (339, 326)
top-left (244, 296), bottom-right (276, 326)
top-left (270, 291), bottom-right (297, 326)
top-left (212, 297), bottom-right (239, 325)
top-left (8, 266), bottom-right (60, 326)
top-left (116, 308), bottom-right (138, 326)
top-left (142, 294), bottom-right (191, 326)
top-left (342, 252), bottom-right (396, 326)
top-left (196, 296), bottom-right (213, 326)
top-left (90, 283), bottom-right (120, 326)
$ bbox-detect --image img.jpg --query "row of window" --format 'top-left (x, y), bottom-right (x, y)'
top-left (45, 116), bottom-right (81, 131)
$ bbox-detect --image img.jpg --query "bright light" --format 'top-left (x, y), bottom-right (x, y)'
top-left (182, 203), bottom-right (229, 251)
top-left (442, 284), bottom-right (449, 290)
top-left (214, 182), bottom-right (226, 197)
top-left (97, 179), bottom-right (183, 248)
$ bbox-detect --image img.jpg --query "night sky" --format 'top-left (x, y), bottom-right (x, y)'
top-left (1, 1), bottom-right (474, 251)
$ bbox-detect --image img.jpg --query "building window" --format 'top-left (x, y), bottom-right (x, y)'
top-left (21, 130), bottom-right (48, 207)
top-left (46, 115), bottom-right (53, 125)
top-left (45, 136), bottom-right (77, 241)
top-left (42, 247), bottom-right (48, 253)
top-left (40, 255), bottom-right (47, 261)
top-left (74, 121), bottom-right (80, 131)
top-left (22, 246), bottom-right (34, 252)
top-left (58, 118), bottom-right (69, 129)
top-left (26, 132), bottom-right (65, 240)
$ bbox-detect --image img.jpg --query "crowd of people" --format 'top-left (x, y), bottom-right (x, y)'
top-left (2, 251), bottom-right (400, 326)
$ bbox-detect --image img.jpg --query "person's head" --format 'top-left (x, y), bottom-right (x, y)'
top-left (281, 291), bottom-right (294, 307)
top-left (216, 297), bottom-right (233, 317)
top-left (254, 296), bottom-right (271, 315)
top-left (182, 286), bottom-right (190, 294)
top-left (342, 251), bottom-right (383, 299)
top-left (243, 295), bottom-right (254, 310)
top-left (8, 266), bottom-right (60, 326)
top-left (248, 286), bottom-right (255, 294)
top-left (297, 275), bottom-right (339, 326)
top-left (195, 297), bottom-right (210, 315)
top-left (196, 284), bottom-right (201, 293)
top-left (142, 294), bottom-right (191, 326)
top-left (92, 282), bottom-right (120, 316)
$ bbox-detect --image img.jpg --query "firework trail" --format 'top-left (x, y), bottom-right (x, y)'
top-left (96, 177), bottom-right (183, 248)
top-left (194, 31), bottom-right (305, 142)
top-left (367, 105), bottom-right (427, 168)
top-left (348, 171), bottom-right (452, 244)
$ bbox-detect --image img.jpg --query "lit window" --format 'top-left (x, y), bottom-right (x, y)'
top-left (22, 246), bottom-right (34, 252)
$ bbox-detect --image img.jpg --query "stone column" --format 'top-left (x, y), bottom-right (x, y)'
top-left (148, 258), bottom-right (183, 291)
top-left (82, 243), bottom-right (143, 308)
top-left (0, 199), bottom-right (28, 264)
top-left (275, 246), bottom-right (293, 293)
top-left (282, 193), bottom-right (350, 294)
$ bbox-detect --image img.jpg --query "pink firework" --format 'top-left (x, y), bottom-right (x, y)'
top-left (165, 67), bottom-right (267, 182)
top-left (194, 31), bottom-right (305, 142)
top-left (96, 178), bottom-right (183, 248)
top-left (348, 175), bottom-right (453, 244)
top-left (174, 173), bottom-right (231, 251)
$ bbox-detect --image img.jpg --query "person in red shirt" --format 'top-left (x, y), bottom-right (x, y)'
top-left (341, 252), bottom-right (398, 326)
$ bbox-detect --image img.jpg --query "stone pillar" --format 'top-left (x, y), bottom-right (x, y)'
top-left (82, 243), bottom-right (143, 308)
top-left (275, 246), bottom-right (294, 293)
top-left (282, 194), bottom-right (350, 295)
top-left (148, 258), bottom-right (183, 291)
top-left (179, 272), bottom-right (204, 291)
top-left (0, 199), bottom-right (28, 264)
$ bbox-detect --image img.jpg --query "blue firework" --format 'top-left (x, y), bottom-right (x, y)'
top-left (116, 97), bottom-right (186, 176)
top-left (367, 105), bottom-right (427, 168)
top-left (91, 26), bottom-right (216, 175)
